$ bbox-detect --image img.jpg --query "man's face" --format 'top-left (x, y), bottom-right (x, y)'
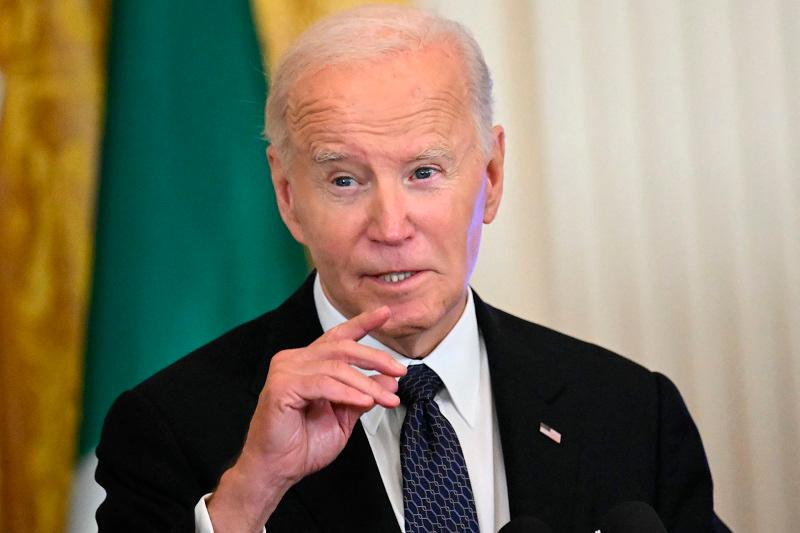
top-left (269, 44), bottom-right (504, 357)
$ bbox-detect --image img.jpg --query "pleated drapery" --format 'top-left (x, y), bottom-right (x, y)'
top-left (423, 1), bottom-right (800, 531)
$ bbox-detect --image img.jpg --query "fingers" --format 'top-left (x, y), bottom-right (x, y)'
top-left (370, 374), bottom-right (400, 402)
top-left (294, 340), bottom-right (406, 377)
top-left (265, 306), bottom-right (405, 413)
top-left (321, 305), bottom-right (391, 343)
top-left (289, 359), bottom-right (400, 408)
top-left (300, 375), bottom-right (377, 408)
top-left (331, 376), bottom-right (400, 427)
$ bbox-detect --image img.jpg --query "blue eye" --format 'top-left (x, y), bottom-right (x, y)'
top-left (413, 167), bottom-right (436, 180)
top-left (333, 176), bottom-right (355, 187)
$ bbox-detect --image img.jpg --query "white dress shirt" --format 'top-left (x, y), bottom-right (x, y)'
top-left (195, 275), bottom-right (510, 532)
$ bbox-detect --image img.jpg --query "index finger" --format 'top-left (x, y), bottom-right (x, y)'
top-left (320, 305), bottom-right (391, 343)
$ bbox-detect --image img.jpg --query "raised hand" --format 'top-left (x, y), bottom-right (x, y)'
top-left (208, 306), bottom-right (406, 532)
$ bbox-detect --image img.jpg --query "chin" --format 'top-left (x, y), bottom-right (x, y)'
top-left (377, 321), bottom-right (427, 341)
top-left (379, 304), bottom-right (440, 338)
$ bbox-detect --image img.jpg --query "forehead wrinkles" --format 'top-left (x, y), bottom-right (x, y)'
top-left (287, 89), bottom-right (468, 155)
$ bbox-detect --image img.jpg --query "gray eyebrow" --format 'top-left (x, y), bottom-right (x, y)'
top-left (311, 147), bottom-right (453, 164)
top-left (312, 150), bottom-right (348, 163)
top-left (414, 147), bottom-right (454, 161)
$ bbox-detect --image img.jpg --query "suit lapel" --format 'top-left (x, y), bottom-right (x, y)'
top-left (474, 291), bottom-right (581, 532)
top-left (292, 424), bottom-right (401, 533)
top-left (253, 273), bottom-right (400, 532)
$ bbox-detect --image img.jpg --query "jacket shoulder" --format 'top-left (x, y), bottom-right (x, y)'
top-left (478, 299), bottom-right (654, 389)
top-left (134, 307), bottom-right (281, 402)
top-left (134, 274), bottom-right (320, 405)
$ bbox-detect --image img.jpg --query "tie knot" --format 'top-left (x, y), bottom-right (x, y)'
top-left (398, 364), bottom-right (443, 405)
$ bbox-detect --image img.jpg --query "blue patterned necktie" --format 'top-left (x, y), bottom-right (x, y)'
top-left (398, 364), bottom-right (479, 533)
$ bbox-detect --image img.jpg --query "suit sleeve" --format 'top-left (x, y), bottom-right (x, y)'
top-left (95, 389), bottom-right (200, 532)
top-left (653, 373), bottom-right (731, 532)
top-left (94, 389), bottom-right (324, 533)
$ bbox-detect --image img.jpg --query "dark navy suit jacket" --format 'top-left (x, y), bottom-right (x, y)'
top-left (96, 274), bottom-right (729, 532)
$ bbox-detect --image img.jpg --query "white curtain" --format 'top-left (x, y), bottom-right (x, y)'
top-left (423, 1), bottom-right (800, 531)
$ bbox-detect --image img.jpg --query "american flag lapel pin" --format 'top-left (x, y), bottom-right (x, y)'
top-left (539, 422), bottom-right (562, 444)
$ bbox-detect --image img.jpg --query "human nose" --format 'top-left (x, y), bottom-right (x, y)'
top-left (366, 181), bottom-right (414, 245)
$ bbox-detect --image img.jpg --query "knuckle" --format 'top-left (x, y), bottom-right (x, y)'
top-left (329, 359), bottom-right (348, 374)
top-left (272, 348), bottom-right (295, 363)
top-left (312, 374), bottom-right (333, 391)
top-left (327, 323), bottom-right (345, 337)
top-left (331, 338), bottom-right (351, 355)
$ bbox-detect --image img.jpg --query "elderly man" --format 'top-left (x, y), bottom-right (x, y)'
top-left (95, 5), bottom-right (727, 533)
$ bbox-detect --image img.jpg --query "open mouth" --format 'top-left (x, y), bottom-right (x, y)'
top-left (376, 271), bottom-right (415, 283)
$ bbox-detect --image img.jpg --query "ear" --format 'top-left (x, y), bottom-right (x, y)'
top-left (482, 125), bottom-right (505, 224)
top-left (267, 145), bottom-right (307, 244)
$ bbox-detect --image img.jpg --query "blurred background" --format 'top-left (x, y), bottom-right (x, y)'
top-left (0, 1), bottom-right (797, 531)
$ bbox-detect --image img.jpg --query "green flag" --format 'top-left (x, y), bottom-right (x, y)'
top-left (70, 2), bottom-right (307, 530)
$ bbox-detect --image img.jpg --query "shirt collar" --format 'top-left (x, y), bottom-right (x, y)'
top-left (313, 274), bottom-right (481, 433)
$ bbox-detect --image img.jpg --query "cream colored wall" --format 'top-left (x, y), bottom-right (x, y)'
top-left (423, 1), bottom-right (800, 531)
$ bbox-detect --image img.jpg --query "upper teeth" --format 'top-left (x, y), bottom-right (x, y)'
top-left (381, 271), bottom-right (412, 283)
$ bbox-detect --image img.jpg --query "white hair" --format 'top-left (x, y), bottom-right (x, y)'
top-left (264, 4), bottom-right (494, 158)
